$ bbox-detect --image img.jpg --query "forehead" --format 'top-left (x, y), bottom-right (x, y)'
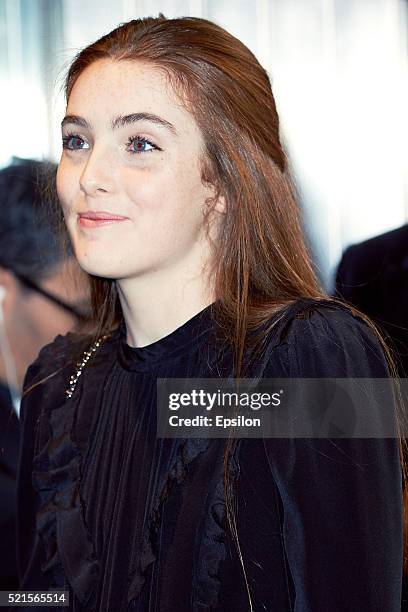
top-left (66, 59), bottom-right (195, 134)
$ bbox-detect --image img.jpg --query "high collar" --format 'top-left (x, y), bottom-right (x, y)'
top-left (117, 302), bottom-right (217, 372)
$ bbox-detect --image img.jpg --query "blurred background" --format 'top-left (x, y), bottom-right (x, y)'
top-left (0, 0), bottom-right (407, 289)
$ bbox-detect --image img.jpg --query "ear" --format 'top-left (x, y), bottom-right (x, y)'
top-left (213, 193), bottom-right (227, 215)
top-left (0, 267), bottom-right (20, 309)
top-left (0, 267), bottom-right (16, 291)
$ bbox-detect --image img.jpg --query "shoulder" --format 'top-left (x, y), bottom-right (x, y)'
top-left (337, 224), bottom-right (408, 278)
top-left (22, 332), bottom-right (89, 397)
top-left (19, 328), bottom-right (119, 453)
top-left (20, 331), bottom-right (104, 430)
top-left (16, 333), bottom-right (91, 490)
top-left (263, 297), bottom-right (389, 377)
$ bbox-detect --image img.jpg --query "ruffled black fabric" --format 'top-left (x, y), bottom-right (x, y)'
top-left (33, 415), bottom-right (229, 609)
top-left (127, 437), bottom-right (218, 606)
top-left (192, 443), bottom-right (241, 610)
top-left (30, 333), bottom-right (103, 609)
top-left (33, 397), bottom-right (99, 602)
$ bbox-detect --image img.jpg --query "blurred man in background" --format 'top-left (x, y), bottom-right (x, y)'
top-left (334, 223), bottom-right (408, 608)
top-left (335, 224), bottom-right (408, 376)
top-left (0, 158), bottom-right (90, 589)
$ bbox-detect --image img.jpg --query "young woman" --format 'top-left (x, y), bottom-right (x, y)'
top-left (16, 15), bottom-right (404, 612)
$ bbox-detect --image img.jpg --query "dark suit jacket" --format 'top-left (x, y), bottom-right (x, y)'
top-left (0, 383), bottom-right (20, 589)
top-left (335, 224), bottom-right (408, 377)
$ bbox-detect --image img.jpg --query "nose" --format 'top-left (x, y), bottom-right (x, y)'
top-left (79, 146), bottom-right (115, 196)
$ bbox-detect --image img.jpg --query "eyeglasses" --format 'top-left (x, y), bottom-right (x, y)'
top-left (14, 272), bottom-right (92, 324)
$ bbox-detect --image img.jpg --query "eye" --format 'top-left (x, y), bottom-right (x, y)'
top-left (127, 135), bottom-right (159, 155)
top-left (62, 134), bottom-right (89, 151)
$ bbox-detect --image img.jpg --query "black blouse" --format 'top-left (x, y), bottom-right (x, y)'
top-left (16, 298), bottom-right (403, 611)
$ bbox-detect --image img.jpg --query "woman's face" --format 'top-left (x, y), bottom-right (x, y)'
top-left (57, 59), bottom-right (222, 281)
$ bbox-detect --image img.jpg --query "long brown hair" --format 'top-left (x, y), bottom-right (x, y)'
top-left (49, 14), bottom-right (407, 605)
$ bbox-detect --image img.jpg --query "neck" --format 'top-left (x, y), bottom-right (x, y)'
top-left (116, 259), bottom-right (215, 348)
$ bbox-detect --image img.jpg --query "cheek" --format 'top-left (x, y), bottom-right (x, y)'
top-left (56, 161), bottom-right (78, 214)
top-left (124, 164), bottom-right (205, 228)
top-left (124, 164), bottom-right (168, 205)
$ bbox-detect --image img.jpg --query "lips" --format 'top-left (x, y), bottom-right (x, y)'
top-left (77, 210), bottom-right (130, 228)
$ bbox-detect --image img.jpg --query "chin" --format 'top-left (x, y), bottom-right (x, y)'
top-left (77, 261), bottom-right (120, 279)
top-left (74, 249), bottom-right (124, 279)
top-left (75, 248), bottom-right (152, 281)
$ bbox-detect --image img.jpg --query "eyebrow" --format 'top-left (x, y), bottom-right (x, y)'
top-left (61, 112), bottom-right (178, 135)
